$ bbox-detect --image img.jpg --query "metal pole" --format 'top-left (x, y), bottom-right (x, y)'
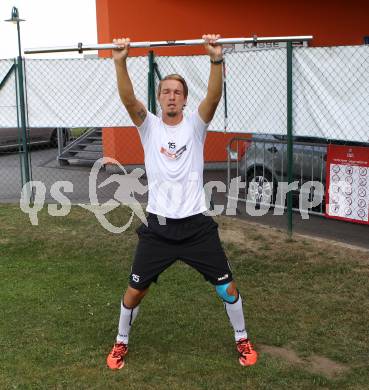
top-left (223, 60), bottom-right (228, 132)
top-left (148, 51), bottom-right (156, 115)
top-left (14, 58), bottom-right (24, 186)
top-left (147, 60), bottom-right (151, 112)
top-left (286, 42), bottom-right (293, 237)
top-left (24, 36), bottom-right (313, 54)
top-left (16, 20), bottom-right (31, 190)
top-left (57, 128), bottom-right (64, 156)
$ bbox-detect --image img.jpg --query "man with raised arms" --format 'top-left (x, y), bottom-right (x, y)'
top-left (106, 34), bottom-right (258, 369)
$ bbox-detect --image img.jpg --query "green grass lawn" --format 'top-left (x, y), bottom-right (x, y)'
top-left (0, 205), bottom-right (368, 389)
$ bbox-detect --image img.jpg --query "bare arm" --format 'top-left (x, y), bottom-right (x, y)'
top-left (112, 38), bottom-right (147, 126)
top-left (198, 34), bottom-right (223, 124)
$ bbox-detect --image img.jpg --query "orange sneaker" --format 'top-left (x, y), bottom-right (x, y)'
top-left (236, 338), bottom-right (258, 366)
top-left (107, 342), bottom-right (128, 370)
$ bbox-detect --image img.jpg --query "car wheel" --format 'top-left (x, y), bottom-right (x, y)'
top-left (50, 128), bottom-right (69, 148)
top-left (246, 168), bottom-right (277, 207)
top-left (50, 130), bottom-right (58, 148)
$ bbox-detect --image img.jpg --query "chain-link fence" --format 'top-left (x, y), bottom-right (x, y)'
top-left (293, 46), bottom-right (369, 142)
top-left (24, 57), bottom-right (147, 127)
top-left (225, 44), bottom-right (369, 224)
top-left (225, 48), bottom-right (287, 135)
top-left (1, 44), bottom-right (368, 228)
top-left (227, 136), bottom-right (327, 216)
top-left (0, 59), bottom-right (22, 202)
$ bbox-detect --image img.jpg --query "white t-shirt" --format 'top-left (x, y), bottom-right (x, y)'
top-left (137, 110), bottom-right (209, 218)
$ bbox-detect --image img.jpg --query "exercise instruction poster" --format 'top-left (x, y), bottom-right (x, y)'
top-left (326, 145), bottom-right (369, 224)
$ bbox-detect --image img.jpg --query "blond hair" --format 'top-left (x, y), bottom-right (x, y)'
top-left (157, 74), bottom-right (188, 98)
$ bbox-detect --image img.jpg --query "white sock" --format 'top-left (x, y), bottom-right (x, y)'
top-left (116, 302), bottom-right (139, 344)
top-left (224, 294), bottom-right (248, 341)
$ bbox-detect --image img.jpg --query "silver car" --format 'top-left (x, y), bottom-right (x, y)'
top-left (238, 134), bottom-right (369, 210)
top-left (237, 134), bottom-right (328, 207)
top-left (0, 127), bottom-right (70, 150)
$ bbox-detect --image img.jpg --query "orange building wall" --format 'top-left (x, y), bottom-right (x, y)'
top-left (102, 127), bottom-right (247, 165)
top-left (96, 0), bottom-right (369, 165)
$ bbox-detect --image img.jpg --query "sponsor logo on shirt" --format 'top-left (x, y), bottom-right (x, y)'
top-left (217, 273), bottom-right (229, 281)
top-left (168, 141), bottom-right (176, 150)
top-left (160, 145), bottom-right (187, 160)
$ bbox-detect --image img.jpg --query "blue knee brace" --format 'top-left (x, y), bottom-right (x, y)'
top-left (216, 282), bottom-right (237, 303)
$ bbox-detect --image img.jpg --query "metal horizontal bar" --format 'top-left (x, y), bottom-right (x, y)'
top-left (227, 196), bottom-right (326, 216)
top-left (227, 136), bottom-right (329, 149)
top-left (24, 35), bottom-right (313, 54)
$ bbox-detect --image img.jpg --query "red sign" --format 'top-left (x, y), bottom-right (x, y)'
top-left (325, 145), bottom-right (369, 225)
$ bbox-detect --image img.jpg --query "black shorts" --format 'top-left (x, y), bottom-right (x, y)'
top-left (129, 213), bottom-right (233, 290)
